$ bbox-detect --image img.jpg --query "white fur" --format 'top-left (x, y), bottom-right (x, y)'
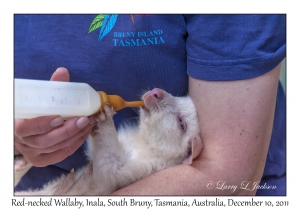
top-left (15, 89), bottom-right (203, 195)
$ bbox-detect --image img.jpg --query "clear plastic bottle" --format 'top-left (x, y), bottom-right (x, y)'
top-left (14, 79), bottom-right (144, 119)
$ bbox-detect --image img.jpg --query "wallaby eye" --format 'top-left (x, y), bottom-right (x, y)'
top-left (178, 117), bottom-right (187, 132)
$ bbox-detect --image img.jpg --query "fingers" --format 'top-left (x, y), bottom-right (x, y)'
top-left (18, 116), bottom-right (93, 149)
top-left (15, 121), bottom-right (96, 166)
top-left (15, 116), bottom-right (64, 137)
top-left (37, 122), bottom-right (95, 154)
top-left (38, 127), bottom-right (92, 166)
top-left (50, 67), bottom-right (70, 82)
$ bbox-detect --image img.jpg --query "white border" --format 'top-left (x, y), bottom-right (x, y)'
top-left (2, 0), bottom-right (299, 209)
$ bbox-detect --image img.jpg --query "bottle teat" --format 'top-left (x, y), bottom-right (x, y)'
top-left (98, 91), bottom-right (144, 111)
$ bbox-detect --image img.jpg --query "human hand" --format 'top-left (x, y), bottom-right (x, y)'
top-left (14, 67), bottom-right (97, 167)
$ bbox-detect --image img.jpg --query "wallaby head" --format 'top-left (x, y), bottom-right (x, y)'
top-left (139, 88), bottom-right (203, 164)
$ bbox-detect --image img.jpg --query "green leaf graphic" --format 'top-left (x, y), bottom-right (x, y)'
top-left (87, 14), bottom-right (105, 34)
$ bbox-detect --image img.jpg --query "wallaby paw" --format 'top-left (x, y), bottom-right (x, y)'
top-left (65, 162), bottom-right (93, 195)
top-left (52, 168), bottom-right (76, 195)
top-left (98, 103), bottom-right (116, 122)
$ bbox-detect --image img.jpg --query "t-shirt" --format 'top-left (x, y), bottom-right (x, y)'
top-left (14, 14), bottom-right (286, 195)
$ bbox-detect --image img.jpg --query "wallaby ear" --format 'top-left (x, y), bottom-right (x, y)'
top-left (183, 135), bottom-right (203, 165)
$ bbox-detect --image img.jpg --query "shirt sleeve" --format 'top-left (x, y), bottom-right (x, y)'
top-left (185, 14), bottom-right (286, 81)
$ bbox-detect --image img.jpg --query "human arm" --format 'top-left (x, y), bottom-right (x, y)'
top-left (111, 63), bottom-right (281, 195)
top-left (14, 67), bottom-right (97, 167)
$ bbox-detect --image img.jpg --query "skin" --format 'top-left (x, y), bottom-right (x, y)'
top-left (111, 64), bottom-right (281, 195)
top-left (15, 64), bottom-right (281, 195)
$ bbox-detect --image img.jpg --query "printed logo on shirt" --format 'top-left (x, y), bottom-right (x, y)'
top-left (87, 14), bottom-right (165, 47)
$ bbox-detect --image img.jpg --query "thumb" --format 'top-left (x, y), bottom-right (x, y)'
top-left (50, 67), bottom-right (70, 82)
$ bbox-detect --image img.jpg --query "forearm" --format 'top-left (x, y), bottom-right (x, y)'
top-left (111, 157), bottom-right (257, 196)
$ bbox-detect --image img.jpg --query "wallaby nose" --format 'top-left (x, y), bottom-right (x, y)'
top-left (142, 88), bottom-right (165, 109)
top-left (150, 88), bottom-right (164, 100)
